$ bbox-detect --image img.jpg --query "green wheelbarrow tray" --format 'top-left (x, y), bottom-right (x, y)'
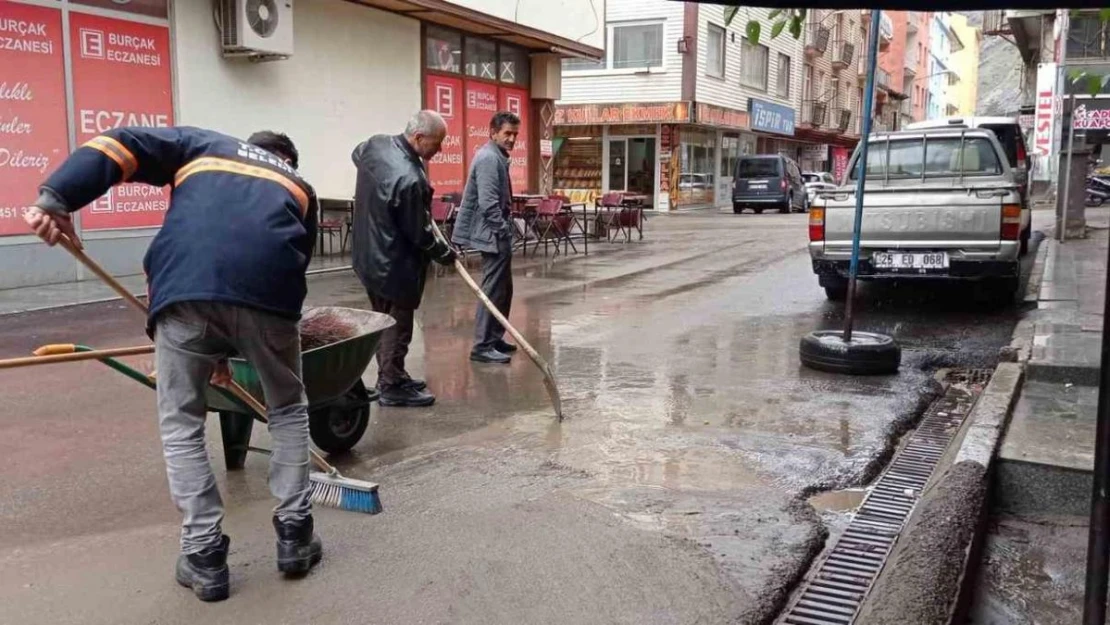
top-left (211, 306), bottom-right (395, 469)
top-left (206, 306), bottom-right (395, 413)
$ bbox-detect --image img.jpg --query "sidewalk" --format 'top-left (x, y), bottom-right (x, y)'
top-left (968, 207), bottom-right (1109, 624)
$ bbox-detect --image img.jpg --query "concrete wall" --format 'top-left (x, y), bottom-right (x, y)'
top-left (558, 0), bottom-right (683, 104)
top-left (442, 0), bottom-right (605, 50)
top-left (173, 0), bottom-right (420, 200)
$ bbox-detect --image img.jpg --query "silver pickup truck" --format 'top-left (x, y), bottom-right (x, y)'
top-left (808, 128), bottom-right (1029, 302)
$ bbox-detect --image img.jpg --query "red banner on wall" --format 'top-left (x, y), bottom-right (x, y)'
top-left (424, 74), bottom-right (464, 195)
top-left (0, 2), bottom-right (69, 236)
top-left (69, 12), bottom-right (173, 230)
top-left (499, 86), bottom-right (529, 193)
top-left (465, 81), bottom-right (498, 163)
top-left (831, 146), bottom-right (851, 185)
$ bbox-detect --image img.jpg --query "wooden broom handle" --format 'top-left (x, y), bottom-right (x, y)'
top-left (59, 235), bottom-right (148, 315)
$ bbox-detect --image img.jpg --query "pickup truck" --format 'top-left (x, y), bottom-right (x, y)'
top-left (808, 128), bottom-right (1028, 302)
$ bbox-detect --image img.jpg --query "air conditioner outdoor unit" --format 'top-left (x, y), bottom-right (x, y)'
top-left (219, 0), bottom-right (294, 60)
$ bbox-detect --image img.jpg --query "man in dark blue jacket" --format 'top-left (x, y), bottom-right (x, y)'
top-left (25, 126), bottom-right (321, 602)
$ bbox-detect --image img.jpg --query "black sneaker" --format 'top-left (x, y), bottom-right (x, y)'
top-left (400, 377), bottom-right (427, 392)
top-left (274, 515), bottom-right (323, 576)
top-left (494, 340), bottom-right (518, 354)
top-left (379, 384), bottom-right (436, 407)
top-left (175, 534), bottom-right (231, 602)
top-left (470, 348), bottom-right (511, 364)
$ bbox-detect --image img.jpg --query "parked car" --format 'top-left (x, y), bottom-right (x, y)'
top-left (905, 116), bottom-right (1032, 253)
top-left (802, 171), bottom-right (837, 207)
top-left (732, 155), bottom-right (808, 214)
top-left (808, 127), bottom-right (1027, 302)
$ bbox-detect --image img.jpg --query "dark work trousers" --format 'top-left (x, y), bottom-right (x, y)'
top-left (367, 291), bottom-right (416, 388)
top-left (473, 236), bottom-right (514, 352)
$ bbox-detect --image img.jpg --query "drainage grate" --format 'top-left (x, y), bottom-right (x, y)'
top-left (776, 370), bottom-right (989, 625)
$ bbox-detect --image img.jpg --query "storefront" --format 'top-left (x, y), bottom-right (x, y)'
top-left (1, 0), bottom-right (601, 290)
top-left (748, 97), bottom-right (807, 163)
top-left (553, 102), bottom-right (692, 210)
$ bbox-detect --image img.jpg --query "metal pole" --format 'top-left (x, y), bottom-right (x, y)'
top-left (1062, 89), bottom-right (1077, 243)
top-left (843, 9), bottom-right (882, 343)
top-left (1083, 218), bottom-right (1110, 625)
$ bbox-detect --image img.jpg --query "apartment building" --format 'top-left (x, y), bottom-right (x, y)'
top-left (795, 9), bottom-right (866, 182)
top-left (948, 13), bottom-right (982, 116)
top-left (553, 0), bottom-right (812, 210)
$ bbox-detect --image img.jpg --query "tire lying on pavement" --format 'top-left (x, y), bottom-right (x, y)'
top-left (799, 330), bottom-right (901, 375)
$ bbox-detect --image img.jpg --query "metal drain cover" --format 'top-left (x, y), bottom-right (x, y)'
top-left (777, 372), bottom-right (987, 625)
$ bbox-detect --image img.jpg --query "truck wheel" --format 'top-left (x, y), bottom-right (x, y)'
top-left (733, 203), bottom-right (743, 214)
top-left (799, 330), bottom-right (901, 375)
top-left (780, 195), bottom-right (792, 213)
top-left (754, 208), bottom-right (764, 215)
top-left (824, 283), bottom-right (849, 301)
top-left (309, 380), bottom-right (372, 455)
top-left (218, 411), bottom-right (253, 471)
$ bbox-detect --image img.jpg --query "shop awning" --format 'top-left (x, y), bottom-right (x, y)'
top-left (348, 0), bottom-right (604, 60)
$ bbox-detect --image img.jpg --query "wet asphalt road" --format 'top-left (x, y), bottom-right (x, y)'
top-left (0, 210), bottom-right (1044, 624)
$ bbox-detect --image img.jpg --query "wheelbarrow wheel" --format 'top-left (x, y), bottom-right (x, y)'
top-left (309, 379), bottom-right (372, 455)
top-left (219, 411), bottom-right (254, 471)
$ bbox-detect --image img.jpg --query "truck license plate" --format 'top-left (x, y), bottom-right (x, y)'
top-left (873, 251), bottom-right (949, 271)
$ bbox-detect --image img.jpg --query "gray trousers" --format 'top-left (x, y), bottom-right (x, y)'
top-left (155, 302), bottom-right (311, 554)
top-left (473, 237), bottom-right (514, 352)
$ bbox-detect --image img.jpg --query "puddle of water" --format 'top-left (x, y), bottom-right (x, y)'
top-left (808, 488), bottom-right (868, 513)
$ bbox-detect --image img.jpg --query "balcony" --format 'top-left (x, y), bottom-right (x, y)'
top-left (832, 40), bottom-right (855, 71)
top-left (801, 100), bottom-right (829, 127)
top-left (879, 12), bottom-right (894, 51)
top-left (876, 68), bottom-right (891, 91)
top-left (906, 11), bottom-right (921, 34)
top-left (805, 22), bottom-right (831, 57)
top-left (833, 108), bottom-right (853, 133)
top-left (904, 46), bottom-right (919, 77)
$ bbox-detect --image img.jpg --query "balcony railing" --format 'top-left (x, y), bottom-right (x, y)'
top-left (805, 22), bottom-right (831, 57)
top-left (904, 48), bottom-right (919, 75)
top-left (832, 40), bottom-right (855, 71)
top-left (876, 68), bottom-right (891, 90)
top-left (801, 100), bottom-right (829, 127)
top-left (1067, 13), bottom-right (1110, 61)
top-left (906, 11), bottom-right (921, 33)
top-left (833, 108), bottom-right (853, 133)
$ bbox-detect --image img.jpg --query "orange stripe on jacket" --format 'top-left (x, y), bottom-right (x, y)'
top-left (83, 136), bottom-right (139, 181)
top-left (174, 157), bottom-right (309, 216)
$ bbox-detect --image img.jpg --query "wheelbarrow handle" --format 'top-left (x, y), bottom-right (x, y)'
top-left (0, 344), bottom-right (155, 369)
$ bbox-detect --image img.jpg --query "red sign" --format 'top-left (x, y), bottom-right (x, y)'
top-left (0, 2), bottom-right (69, 236)
top-left (831, 146), bottom-right (851, 184)
top-left (424, 74), bottom-right (464, 195)
top-left (464, 81), bottom-right (498, 163)
top-left (499, 85), bottom-right (529, 193)
top-left (69, 12), bottom-right (173, 230)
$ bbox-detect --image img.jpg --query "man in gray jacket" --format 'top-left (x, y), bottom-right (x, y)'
top-left (451, 112), bottom-right (521, 364)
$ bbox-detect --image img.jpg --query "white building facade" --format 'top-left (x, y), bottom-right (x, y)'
top-left (0, 0), bottom-right (603, 289)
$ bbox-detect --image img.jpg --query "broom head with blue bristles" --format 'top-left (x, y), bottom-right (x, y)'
top-left (310, 471), bottom-right (382, 514)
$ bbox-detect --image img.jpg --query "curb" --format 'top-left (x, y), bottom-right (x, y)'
top-left (855, 363), bottom-right (1024, 625)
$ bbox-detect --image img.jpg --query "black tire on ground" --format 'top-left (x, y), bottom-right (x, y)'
top-left (799, 330), bottom-right (901, 375)
top-left (309, 379), bottom-right (372, 455)
top-left (754, 208), bottom-right (764, 215)
top-left (780, 195), bottom-right (792, 213)
top-left (733, 204), bottom-right (743, 214)
top-left (218, 411), bottom-right (254, 471)
top-left (824, 283), bottom-right (848, 301)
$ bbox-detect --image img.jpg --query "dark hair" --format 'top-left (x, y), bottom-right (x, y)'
top-left (247, 130), bottom-right (299, 169)
top-left (489, 111), bottom-right (521, 133)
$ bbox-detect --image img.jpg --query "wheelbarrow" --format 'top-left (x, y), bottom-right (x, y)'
top-left (11, 306), bottom-right (395, 471)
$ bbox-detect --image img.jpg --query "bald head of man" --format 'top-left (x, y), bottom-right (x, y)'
top-left (404, 110), bottom-right (448, 161)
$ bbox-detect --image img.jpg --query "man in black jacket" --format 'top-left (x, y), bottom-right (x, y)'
top-left (351, 110), bottom-right (456, 407)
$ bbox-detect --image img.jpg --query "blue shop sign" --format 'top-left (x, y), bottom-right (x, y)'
top-left (749, 98), bottom-right (795, 136)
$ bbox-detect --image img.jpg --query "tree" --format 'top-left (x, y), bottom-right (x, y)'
top-left (723, 8), bottom-right (807, 46)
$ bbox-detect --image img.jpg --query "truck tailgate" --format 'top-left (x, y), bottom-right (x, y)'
top-left (822, 187), bottom-right (1003, 249)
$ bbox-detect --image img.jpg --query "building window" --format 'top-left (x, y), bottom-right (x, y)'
top-left (740, 39), bottom-right (768, 90)
top-left (679, 129), bottom-right (717, 206)
top-left (707, 23), bottom-right (726, 78)
top-left (562, 56), bottom-right (605, 72)
top-left (465, 37), bottom-right (498, 80)
top-left (1068, 13), bottom-right (1110, 60)
top-left (426, 26), bottom-right (462, 74)
top-left (776, 53), bottom-right (791, 99)
top-left (613, 22), bottom-right (665, 70)
top-left (500, 45), bottom-right (530, 85)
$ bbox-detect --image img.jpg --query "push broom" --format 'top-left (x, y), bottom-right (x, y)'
top-left (428, 219), bottom-right (563, 420)
top-left (53, 235), bottom-right (382, 515)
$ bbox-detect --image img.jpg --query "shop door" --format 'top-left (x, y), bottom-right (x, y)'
top-left (608, 137), bottom-right (656, 197)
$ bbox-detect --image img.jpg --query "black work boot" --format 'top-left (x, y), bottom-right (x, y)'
top-left (378, 383), bottom-right (436, 407)
top-left (175, 534), bottom-right (230, 602)
top-left (274, 515), bottom-right (323, 575)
